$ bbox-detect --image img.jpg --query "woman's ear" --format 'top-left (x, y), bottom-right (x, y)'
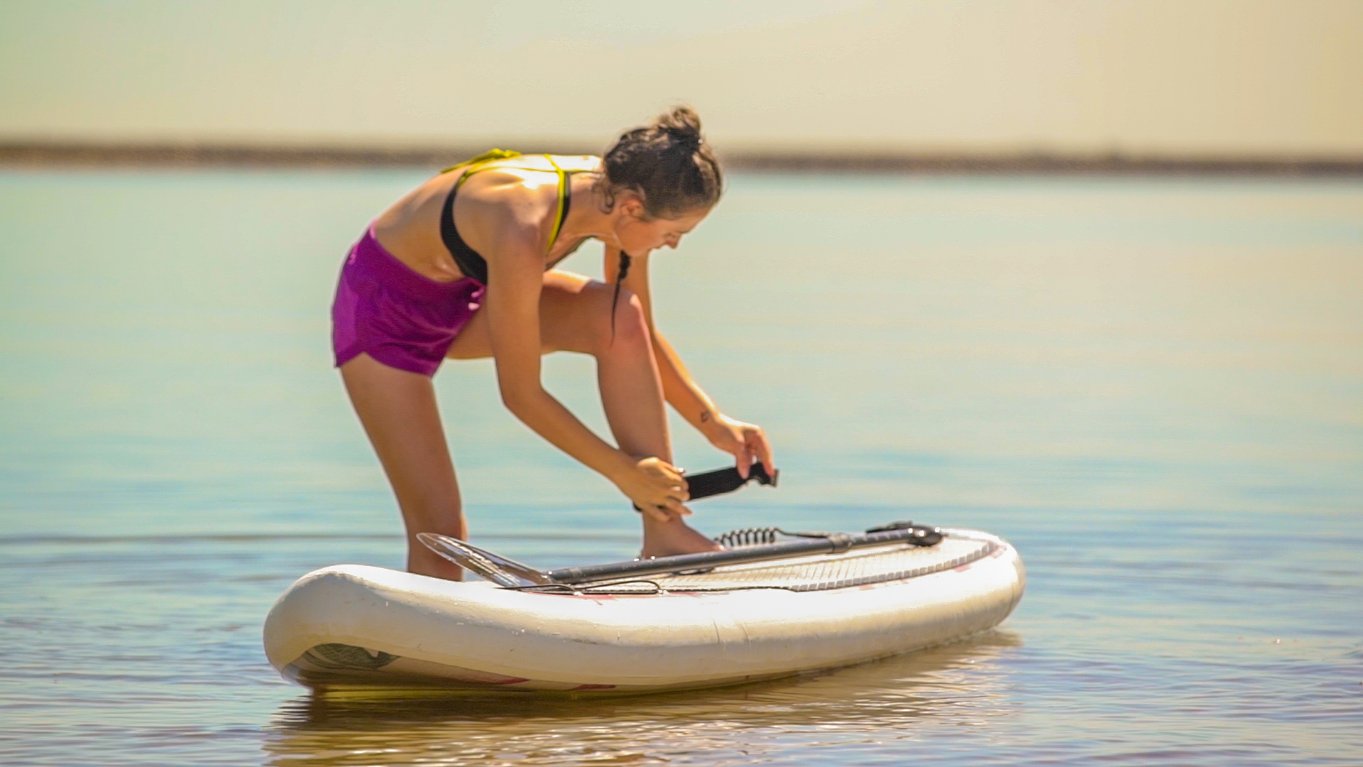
top-left (615, 190), bottom-right (648, 219)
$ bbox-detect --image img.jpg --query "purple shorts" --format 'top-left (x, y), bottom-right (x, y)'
top-left (331, 227), bottom-right (485, 377)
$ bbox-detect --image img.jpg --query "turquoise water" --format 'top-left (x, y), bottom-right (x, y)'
top-left (1, 168), bottom-right (1360, 766)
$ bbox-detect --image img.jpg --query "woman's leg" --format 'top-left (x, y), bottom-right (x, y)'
top-left (448, 271), bottom-right (720, 556)
top-left (339, 353), bottom-right (467, 580)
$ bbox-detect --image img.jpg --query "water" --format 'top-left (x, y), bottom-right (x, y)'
top-left (1, 167), bottom-right (1360, 766)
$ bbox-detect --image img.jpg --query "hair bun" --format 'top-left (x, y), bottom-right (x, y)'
top-left (657, 105), bottom-right (703, 152)
top-left (664, 125), bottom-right (702, 152)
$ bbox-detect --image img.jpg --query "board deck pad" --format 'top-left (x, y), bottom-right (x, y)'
top-left (570, 534), bottom-right (995, 593)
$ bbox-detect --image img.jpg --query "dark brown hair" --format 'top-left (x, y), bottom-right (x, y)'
top-left (599, 106), bottom-right (723, 219)
top-left (602, 107), bottom-right (723, 339)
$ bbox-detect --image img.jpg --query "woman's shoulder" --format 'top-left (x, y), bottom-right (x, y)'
top-left (468, 153), bottom-right (599, 183)
top-left (546, 154), bottom-right (601, 172)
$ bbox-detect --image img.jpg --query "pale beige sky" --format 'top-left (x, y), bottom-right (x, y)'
top-left (2, 0), bottom-right (1360, 155)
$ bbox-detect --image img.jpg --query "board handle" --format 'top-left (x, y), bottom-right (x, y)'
top-left (633, 463), bottom-right (778, 512)
top-left (687, 463), bottom-right (779, 500)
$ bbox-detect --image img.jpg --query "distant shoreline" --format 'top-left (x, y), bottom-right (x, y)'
top-left (2, 140), bottom-right (1361, 176)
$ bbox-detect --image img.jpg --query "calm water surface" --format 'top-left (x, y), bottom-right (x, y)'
top-left (1, 168), bottom-right (1360, 766)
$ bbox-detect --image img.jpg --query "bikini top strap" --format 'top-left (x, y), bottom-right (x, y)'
top-left (439, 148), bottom-right (522, 176)
top-left (544, 155), bottom-right (569, 252)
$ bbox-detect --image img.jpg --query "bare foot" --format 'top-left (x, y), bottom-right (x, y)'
top-left (408, 546), bottom-right (465, 581)
top-left (640, 514), bottom-right (723, 558)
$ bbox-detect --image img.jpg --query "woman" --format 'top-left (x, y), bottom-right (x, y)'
top-left (332, 107), bottom-right (775, 580)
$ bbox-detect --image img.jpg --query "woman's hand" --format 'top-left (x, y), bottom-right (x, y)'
top-left (612, 456), bottom-right (691, 522)
top-left (702, 414), bottom-right (775, 479)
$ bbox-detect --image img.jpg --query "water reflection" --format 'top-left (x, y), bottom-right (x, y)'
top-left (264, 632), bottom-right (1022, 766)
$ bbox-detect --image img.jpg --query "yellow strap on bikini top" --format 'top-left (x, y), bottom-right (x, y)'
top-left (439, 148), bottom-right (521, 175)
top-left (440, 149), bottom-right (570, 253)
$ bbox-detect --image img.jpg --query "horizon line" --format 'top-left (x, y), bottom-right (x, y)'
top-left (3, 139), bottom-right (1362, 176)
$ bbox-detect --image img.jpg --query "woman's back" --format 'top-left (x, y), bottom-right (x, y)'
top-left (372, 153), bottom-right (601, 284)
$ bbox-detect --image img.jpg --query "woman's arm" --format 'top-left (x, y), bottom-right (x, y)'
top-left (606, 248), bottom-right (775, 476)
top-left (483, 230), bottom-right (690, 518)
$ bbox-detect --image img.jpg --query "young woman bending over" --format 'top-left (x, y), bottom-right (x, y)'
top-left (331, 107), bottom-right (774, 580)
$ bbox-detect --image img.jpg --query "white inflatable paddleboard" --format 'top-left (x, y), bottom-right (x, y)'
top-left (263, 524), bottom-right (1024, 694)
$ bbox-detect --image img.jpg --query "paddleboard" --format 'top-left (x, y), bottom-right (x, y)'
top-left (263, 523), bottom-right (1024, 694)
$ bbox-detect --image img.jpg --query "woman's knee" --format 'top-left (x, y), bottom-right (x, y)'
top-left (599, 288), bottom-right (650, 353)
top-left (540, 277), bottom-right (651, 355)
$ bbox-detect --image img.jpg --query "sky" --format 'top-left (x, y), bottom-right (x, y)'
top-left (2, 0), bottom-right (1361, 156)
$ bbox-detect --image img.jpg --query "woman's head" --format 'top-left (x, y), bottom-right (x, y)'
top-left (599, 106), bottom-right (723, 220)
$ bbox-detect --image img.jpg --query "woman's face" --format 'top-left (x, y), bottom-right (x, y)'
top-left (614, 201), bottom-right (710, 255)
